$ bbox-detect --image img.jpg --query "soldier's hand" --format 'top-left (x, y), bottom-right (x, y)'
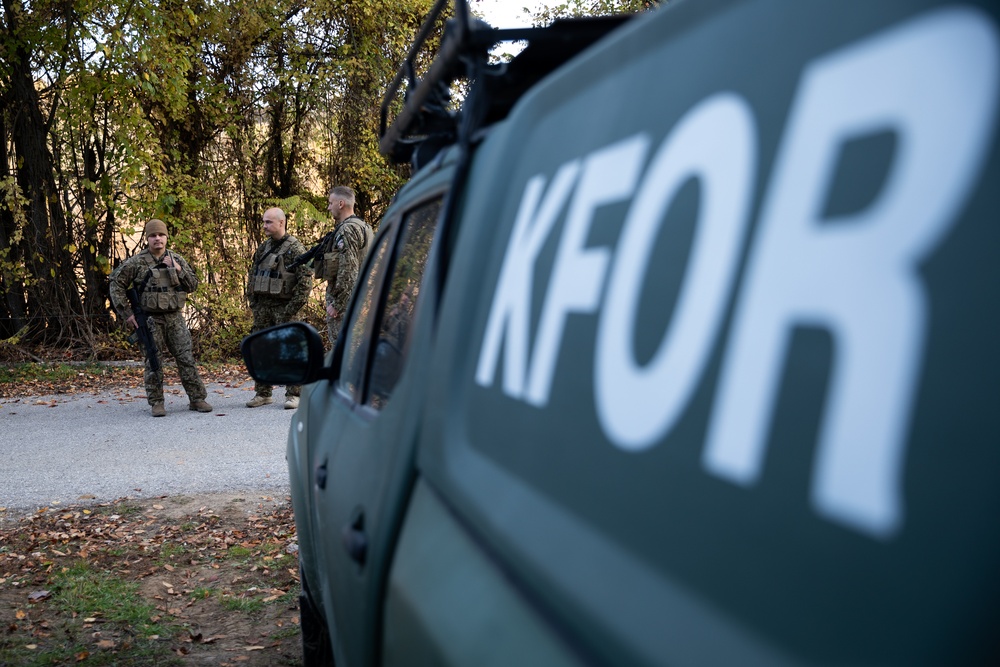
top-left (127, 315), bottom-right (138, 329)
top-left (327, 304), bottom-right (338, 319)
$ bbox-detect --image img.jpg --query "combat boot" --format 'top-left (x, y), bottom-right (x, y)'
top-left (284, 396), bottom-right (300, 410)
top-left (246, 395), bottom-right (273, 408)
top-left (151, 402), bottom-right (166, 417)
top-left (189, 399), bottom-right (213, 413)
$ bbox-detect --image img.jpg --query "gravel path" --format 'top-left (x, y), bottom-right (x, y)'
top-left (0, 378), bottom-right (294, 513)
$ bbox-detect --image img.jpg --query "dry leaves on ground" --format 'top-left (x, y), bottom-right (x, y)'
top-left (0, 493), bottom-right (302, 666)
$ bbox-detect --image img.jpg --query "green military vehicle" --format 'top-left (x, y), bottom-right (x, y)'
top-left (242, 0), bottom-right (1000, 664)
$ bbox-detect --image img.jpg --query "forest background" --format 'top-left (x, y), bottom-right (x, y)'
top-left (0, 0), bottom-right (654, 363)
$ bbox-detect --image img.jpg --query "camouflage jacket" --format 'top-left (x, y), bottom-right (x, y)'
top-left (247, 234), bottom-right (312, 313)
top-left (109, 248), bottom-right (198, 319)
top-left (324, 216), bottom-right (374, 313)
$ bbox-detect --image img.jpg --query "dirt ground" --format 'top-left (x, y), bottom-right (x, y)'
top-left (0, 491), bottom-right (304, 666)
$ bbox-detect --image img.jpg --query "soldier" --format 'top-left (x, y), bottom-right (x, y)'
top-left (245, 207), bottom-right (312, 409)
top-left (320, 186), bottom-right (373, 348)
top-left (110, 219), bottom-right (213, 417)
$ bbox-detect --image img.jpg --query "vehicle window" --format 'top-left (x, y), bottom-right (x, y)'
top-left (338, 231), bottom-right (395, 402)
top-left (368, 197), bottom-right (443, 409)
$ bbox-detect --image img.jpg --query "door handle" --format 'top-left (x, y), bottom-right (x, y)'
top-left (342, 510), bottom-right (367, 566)
top-left (316, 460), bottom-right (328, 490)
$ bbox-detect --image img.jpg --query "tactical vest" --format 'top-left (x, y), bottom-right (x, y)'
top-left (315, 217), bottom-right (372, 282)
top-left (252, 237), bottom-right (298, 299)
top-left (139, 252), bottom-right (187, 313)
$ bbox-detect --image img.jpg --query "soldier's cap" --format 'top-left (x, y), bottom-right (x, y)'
top-left (144, 219), bottom-right (168, 237)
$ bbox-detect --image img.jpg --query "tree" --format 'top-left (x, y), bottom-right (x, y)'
top-left (531, 0), bottom-right (659, 24)
top-left (1, 0), bottom-right (86, 344)
top-left (0, 0), bottom-right (443, 357)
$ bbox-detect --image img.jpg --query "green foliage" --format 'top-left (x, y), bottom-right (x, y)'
top-left (530, 0), bottom-right (659, 24)
top-left (1, 0), bottom-right (442, 357)
top-left (188, 289), bottom-right (254, 361)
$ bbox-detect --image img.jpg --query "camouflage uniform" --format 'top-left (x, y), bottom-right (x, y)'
top-left (320, 216), bottom-right (373, 347)
top-left (109, 249), bottom-right (208, 406)
top-left (247, 233), bottom-right (311, 397)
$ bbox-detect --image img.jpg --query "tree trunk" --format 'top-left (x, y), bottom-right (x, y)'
top-left (0, 104), bottom-right (29, 338)
top-left (3, 0), bottom-right (84, 343)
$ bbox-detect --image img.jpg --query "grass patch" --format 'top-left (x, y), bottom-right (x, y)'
top-left (189, 586), bottom-right (213, 601)
top-left (51, 561), bottom-right (168, 636)
top-left (277, 588), bottom-right (299, 605)
top-left (1, 494), bottom-right (302, 665)
top-left (0, 641), bottom-right (178, 667)
top-left (0, 362), bottom-right (108, 384)
top-left (225, 545), bottom-right (254, 562)
top-left (158, 542), bottom-right (187, 561)
top-left (271, 626), bottom-right (301, 642)
top-left (0, 561), bottom-right (184, 666)
top-left (219, 594), bottom-right (265, 614)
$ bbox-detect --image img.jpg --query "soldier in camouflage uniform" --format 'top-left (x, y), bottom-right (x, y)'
top-left (109, 219), bottom-right (213, 417)
top-left (245, 207), bottom-right (312, 409)
top-left (321, 186), bottom-right (373, 348)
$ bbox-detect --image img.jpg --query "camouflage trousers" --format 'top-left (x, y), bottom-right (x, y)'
top-left (326, 312), bottom-right (345, 351)
top-left (145, 310), bottom-right (207, 405)
top-left (251, 299), bottom-right (302, 398)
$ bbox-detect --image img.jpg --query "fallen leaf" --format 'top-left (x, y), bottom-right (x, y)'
top-left (28, 590), bottom-right (51, 602)
top-left (75, 650), bottom-right (89, 661)
top-left (96, 639), bottom-right (115, 649)
top-left (15, 609), bottom-right (26, 620)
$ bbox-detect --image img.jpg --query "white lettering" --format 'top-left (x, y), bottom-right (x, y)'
top-left (702, 8), bottom-right (999, 538)
top-left (475, 162), bottom-right (581, 396)
top-left (596, 94), bottom-right (757, 450)
top-left (526, 136), bottom-right (651, 406)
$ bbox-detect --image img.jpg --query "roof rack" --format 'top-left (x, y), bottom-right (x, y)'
top-left (378, 0), bottom-right (633, 165)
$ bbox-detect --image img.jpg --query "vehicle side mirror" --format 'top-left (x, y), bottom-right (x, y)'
top-left (241, 322), bottom-right (326, 386)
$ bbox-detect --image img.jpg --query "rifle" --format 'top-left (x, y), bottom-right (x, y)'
top-left (125, 284), bottom-right (161, 373)
top-left (286, 231), bottom-right (334, 270)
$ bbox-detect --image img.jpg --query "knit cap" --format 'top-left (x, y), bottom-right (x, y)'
top-left (144, 219), bottom-right (168, 237)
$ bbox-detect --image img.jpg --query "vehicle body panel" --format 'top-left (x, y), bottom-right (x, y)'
top-left (267, 0), bottom-right (1000, 664)
top-left (414, 1), bottom-right (1000, 665)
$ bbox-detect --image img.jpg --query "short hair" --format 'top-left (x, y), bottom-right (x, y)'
top-left (263, 207), bottom-right (286, 223)
top-left (329, 185), bottom-right (356, 207)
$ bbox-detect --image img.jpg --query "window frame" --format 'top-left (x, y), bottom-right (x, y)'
top-left (330, 189), bottom-right (447, 412)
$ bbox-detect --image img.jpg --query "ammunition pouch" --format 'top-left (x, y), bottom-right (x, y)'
top-left (140, 261), bottom-right (187, 313)
top-left (252, 250), bottom-right (297, 299)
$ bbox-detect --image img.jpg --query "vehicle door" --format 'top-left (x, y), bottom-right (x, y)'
top-left (412, 1), bottom-right (1000, 665)
top-left (313, 192), bottom-right (445, 667)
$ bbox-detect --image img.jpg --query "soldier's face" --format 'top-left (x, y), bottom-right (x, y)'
top-left (263, 213), bottom-right (285, 239)
top-left (147, 233), bottom-right (167, 254)
top-left (328, 196), bottom-right (343, 220)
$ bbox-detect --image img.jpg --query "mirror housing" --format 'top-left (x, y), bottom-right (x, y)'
top-left (241, 322), bottom-right (326, 386)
